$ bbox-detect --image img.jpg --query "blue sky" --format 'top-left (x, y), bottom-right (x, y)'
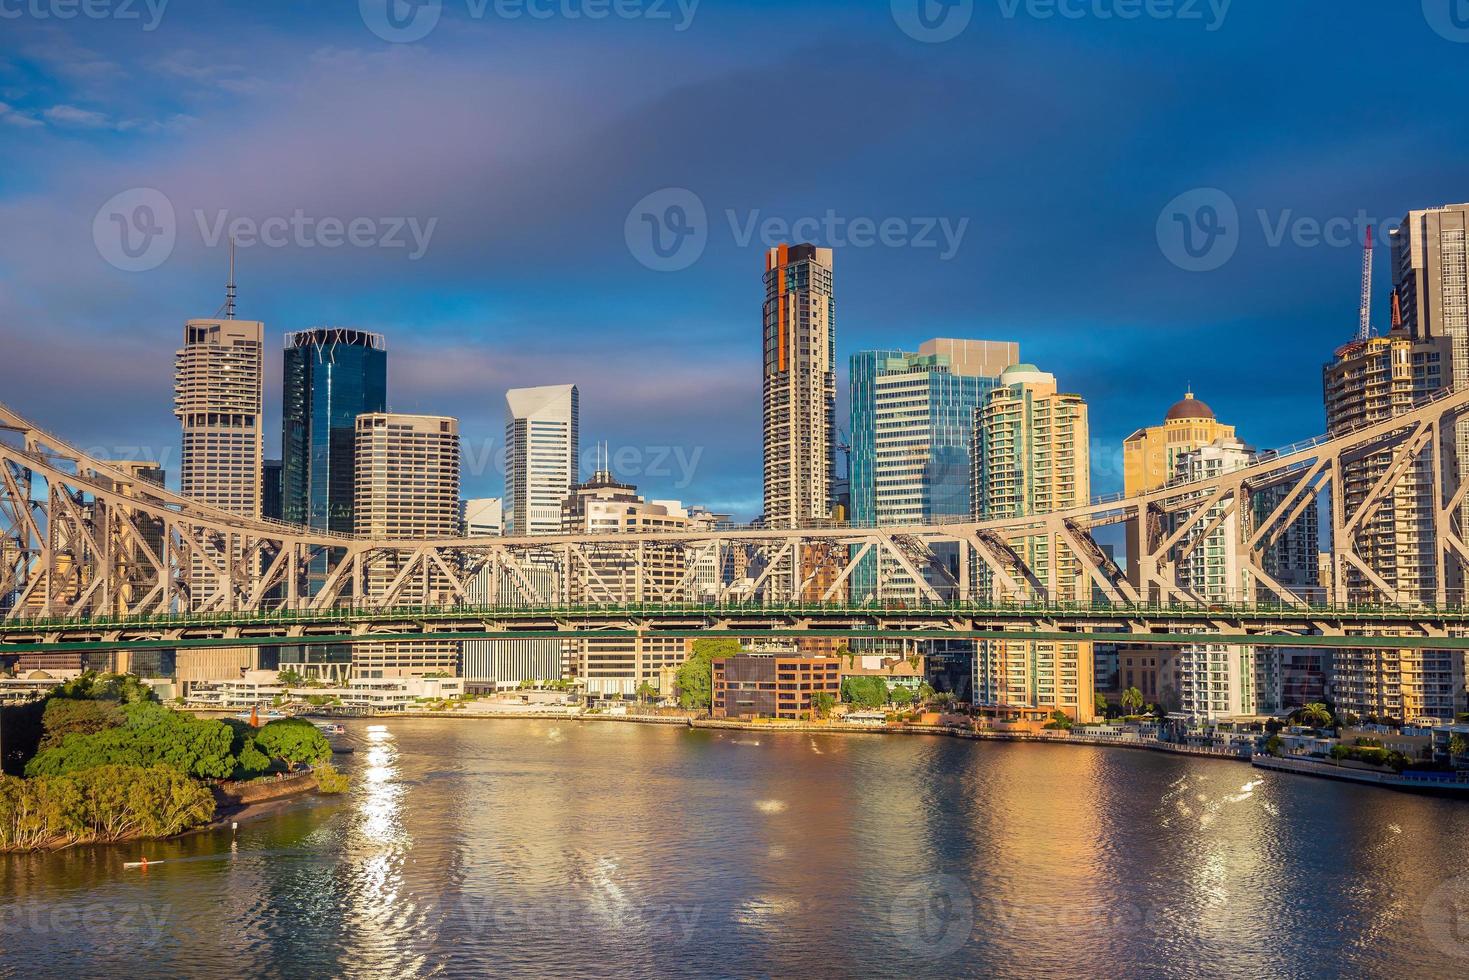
top-left (1, 1), bottom-right (1467, 518)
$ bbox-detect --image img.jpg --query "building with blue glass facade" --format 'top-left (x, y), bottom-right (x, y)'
top-left (849, 338), bottom-right (1016, 600)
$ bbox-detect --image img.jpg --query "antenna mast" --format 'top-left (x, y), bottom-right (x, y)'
top-left (217, 237), bottom-right (237, 319)
top-left (1357, 226), bottom-right (1373, 342)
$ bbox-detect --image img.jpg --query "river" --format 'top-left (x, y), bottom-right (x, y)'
top-left (1, 718), bottom-right (1467, 978)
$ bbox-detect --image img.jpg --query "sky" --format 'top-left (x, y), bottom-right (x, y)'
top-left (2, 1), bottom-right (1468, 520)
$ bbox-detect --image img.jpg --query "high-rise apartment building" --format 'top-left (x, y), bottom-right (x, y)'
top-left (282, 328), bottom-right (387, 534)
top-left (1323, 330), bottom-right (1462, 721)
top-left (505, 385), bottom-right (579, 536)
top-left (354, 413), bottom-right (462, 678)
top-left (971, 364), bottom-right (1093, 722)
top-left (560, 469), bottom-right (694, 697)
top-left (763, 244), bottom-right (836, 527)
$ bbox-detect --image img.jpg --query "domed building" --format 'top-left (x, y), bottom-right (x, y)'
top-left (1122, 389), bottom-right (1236, 496)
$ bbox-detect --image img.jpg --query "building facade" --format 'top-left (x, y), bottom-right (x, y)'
top-left (1323, 330), bottom-right (1462, 721)
top-left (712, 651), bottom-right (841, 720)
top-left (353, 413), bottom-right (462, 678)
top-left (971, 364), bottom-right (1094, 722)
top-left (281, 328), bottom-right (387, 534)
top-left (762, 244), bottom-right (836, 527)
top-left (559, 470), bottom-right (695, 697)
top-left (505, 385), bottom-right (578, 536)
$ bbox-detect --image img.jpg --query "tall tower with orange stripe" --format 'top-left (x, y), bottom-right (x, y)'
top-left (762, 243), bottom-right (836, 528)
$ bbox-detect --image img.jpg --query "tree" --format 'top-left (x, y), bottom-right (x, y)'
top-left (1043, 709), bottom-right (1073, 731)
top-left (841, 676), bottom-right (889, 709)
top-left (932, 691), bottom-right (955, 710)
top-left (916, 682), bottom-right (936, 705)
top-left (1094, 691), bottom-right (1109, 719)
top-left (25, 702), bottom-right (238, 780)
top-left (1299, 702), bottom-right (1333, 730)
top-left (277, 669), bottom-right (305, 687)
top-left (254, 719), bottom-right (331, 770)
top-left (810, 691), bottom-right (836, 719)
top-left (1121, 687), bottom-right (1144, 716)
top-left (635, 681), bottom-right (657, 704)
top-left (677, 637), bottom-right (738, 711)
top-left (1449, 734), bottom-right (1469, 761)
top-left (39, 699), bottom-right (124, 750)
top-left (891, 687), bottom-right (914, 708)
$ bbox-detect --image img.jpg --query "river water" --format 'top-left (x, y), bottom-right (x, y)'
top-left (1, 718), bottom-right (1467, 978)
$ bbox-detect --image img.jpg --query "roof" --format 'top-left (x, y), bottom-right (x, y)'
top-left (1165, 391), bottom-right (1215, 422)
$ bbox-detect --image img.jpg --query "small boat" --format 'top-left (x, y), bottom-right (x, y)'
top-left (315, 722), bottom-right (346, 736)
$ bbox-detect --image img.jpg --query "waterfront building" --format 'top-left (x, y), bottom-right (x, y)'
top-left (174, 311), bottom-right (264, 690)
top-left (762, 244), bottom-right (836, 527)
top-left (505, 384), bottom-right (578, 536)
top-left (711, 650), bottom-right (841, 720)
top-left (559, 468), bottom-right (695, 697)
top-left (353, 413), bottom-right (462, 678)
top-left (849, 338), bottom-right (1016, 597)
top-left (971, 364), bottom-right (1094, 722)
top-left (1323, 329), bottom-right (1462, 721)
top-left (1391, 203), bottom-right (1469, 503)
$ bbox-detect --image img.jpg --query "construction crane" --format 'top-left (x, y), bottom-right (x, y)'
top-left (1357, 226), bottom-right (1374, 342)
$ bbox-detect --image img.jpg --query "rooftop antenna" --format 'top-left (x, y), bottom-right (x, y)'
top-left (216, 236), bottom-right (237, 319)
top-left (1356, 226), bottom-right (1373, 342)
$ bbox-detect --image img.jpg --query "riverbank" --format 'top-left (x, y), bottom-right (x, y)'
top-left (1252, 754), bottom-right (1469, 796)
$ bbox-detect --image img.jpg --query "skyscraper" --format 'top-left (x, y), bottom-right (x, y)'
top-left (505, 384), bottom-right (579, 536)
top-left (353, 413), bottom-right (462, 678)
top-left (175, 318), bottom-right (264, 526)
top-left (849, 338), bottom-right (1015, 597)
top-left (1391, 204), bottom-right (1469, 522)
top-left (763, 244), bottom-right (836, 527)
top-left (281, 328), bottom-right (387, 533)
top-left (173, 311), bottom-right (264, 692)
top-left (1323, 329), bottom-right (1462, 721)
top-left (971, 364), bottom-right (1094, 722)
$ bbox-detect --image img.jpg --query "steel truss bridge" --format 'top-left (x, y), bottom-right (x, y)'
top-left (4, 386), bottom-right (1469, 654)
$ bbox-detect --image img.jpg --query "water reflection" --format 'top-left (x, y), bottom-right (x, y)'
top-left (1, 721), bottom-right (1468, 978)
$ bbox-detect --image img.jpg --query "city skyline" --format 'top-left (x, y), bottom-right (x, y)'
top-left (5, 5), bottom-right (1469, 517)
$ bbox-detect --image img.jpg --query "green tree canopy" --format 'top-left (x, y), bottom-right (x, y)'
top-left (254, 719), bottom-right (332, 769)
top-left (841, 676), bottom-right (889, 709)
top-left (810, 691), bottom-right (836, 719)
top-left (891, 686), bottom-right (914, 708)
top-left (39, 698), bottom-right (125, 750)
top-left (676, 638), bottom-right (739, 711)
top-left (26, 702), bottom-right (238, 780)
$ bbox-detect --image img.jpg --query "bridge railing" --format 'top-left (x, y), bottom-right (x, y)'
top-left (5, 595), bottom-right (1468, 633)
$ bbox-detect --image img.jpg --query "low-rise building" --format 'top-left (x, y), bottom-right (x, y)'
top-left (712, 651), bottom-right (840, 720)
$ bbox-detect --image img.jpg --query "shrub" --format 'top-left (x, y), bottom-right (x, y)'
top-left (0, 765), bottom-right (214, 850)
top-left (254, 719), bottom-right (331, 769)
top-left (312, 762), bottom-right (350, 795)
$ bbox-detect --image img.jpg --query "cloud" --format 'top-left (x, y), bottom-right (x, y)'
top-left (0, 101), bottom-right (42, 127)
top-left (44, 104), bottom-right (111, 128)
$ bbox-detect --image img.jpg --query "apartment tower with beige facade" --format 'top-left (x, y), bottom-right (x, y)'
top-left (970, 364), bottom-right (1093, 722)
